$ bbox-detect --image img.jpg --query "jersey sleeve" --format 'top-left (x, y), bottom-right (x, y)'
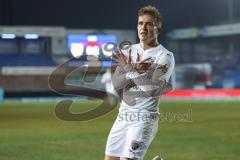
top-left (112, 65), bottom-right (134, 91)
top-left (153, 52), bottom-right (175, 83)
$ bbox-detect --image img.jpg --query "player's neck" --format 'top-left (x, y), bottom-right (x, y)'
top-left (140, 40), bottom-right (159, 50)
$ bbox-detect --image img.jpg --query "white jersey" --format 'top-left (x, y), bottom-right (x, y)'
top-left (106, 44), bottom-right (175, 159)
top-left (118, 43), bottom-right (175, 113)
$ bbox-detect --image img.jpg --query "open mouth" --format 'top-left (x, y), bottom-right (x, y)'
top-left (140, 32), bottom-right (147, 35)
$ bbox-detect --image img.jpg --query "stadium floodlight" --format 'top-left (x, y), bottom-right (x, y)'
top-left (1, 34), bottom-right (16, 39)
top-left (24, 34), bottom-right (39, 39)
top-left (70, 43), bottom-right (84, 58)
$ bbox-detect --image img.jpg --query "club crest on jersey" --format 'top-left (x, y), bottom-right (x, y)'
top-left (157, 64), bottom-right (168, 73)
top-left (131, 140), bottom-right (141, 150)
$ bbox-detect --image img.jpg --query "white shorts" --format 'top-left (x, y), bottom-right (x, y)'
top-left (105, 112), bottom-right (159, 159)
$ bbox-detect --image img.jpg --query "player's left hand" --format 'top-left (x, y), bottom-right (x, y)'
top-left (112, 49), bottom-right (132, 68)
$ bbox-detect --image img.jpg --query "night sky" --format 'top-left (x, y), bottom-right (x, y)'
top-left (0, 0), bottom-right (239, 32)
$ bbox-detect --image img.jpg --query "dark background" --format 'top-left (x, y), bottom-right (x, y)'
top-left (1, 0), bottom-right (239, 31)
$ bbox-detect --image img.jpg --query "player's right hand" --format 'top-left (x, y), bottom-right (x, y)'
top-left (135, 53), bottom-right (153, 74)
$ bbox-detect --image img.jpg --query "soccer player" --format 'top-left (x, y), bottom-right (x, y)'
top-left (104, 5), bottom-right (175, 160)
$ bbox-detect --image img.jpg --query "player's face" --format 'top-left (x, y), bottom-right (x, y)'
top-left (137, 14), bottom-right (159, 43)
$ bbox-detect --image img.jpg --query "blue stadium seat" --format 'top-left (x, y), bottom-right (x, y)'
top-left (0, 53), bottom-right (56, 66)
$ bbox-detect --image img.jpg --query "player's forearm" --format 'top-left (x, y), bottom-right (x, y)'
top-left (112, 65), bottom-right (133, 90)
top-left (126, 68), bottom-right (168, 96)
top-left (113, 64), bottom-right (168, 96)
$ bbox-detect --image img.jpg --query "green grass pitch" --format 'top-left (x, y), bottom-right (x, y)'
top-left (0, 100), bottom-right (240, 160)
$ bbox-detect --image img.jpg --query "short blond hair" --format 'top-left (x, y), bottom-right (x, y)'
top-left (138, 5), bottom-right (162, 28)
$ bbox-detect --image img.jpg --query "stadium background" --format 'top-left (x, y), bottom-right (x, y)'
top-left (0, 0), bottom-right (240, 160)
